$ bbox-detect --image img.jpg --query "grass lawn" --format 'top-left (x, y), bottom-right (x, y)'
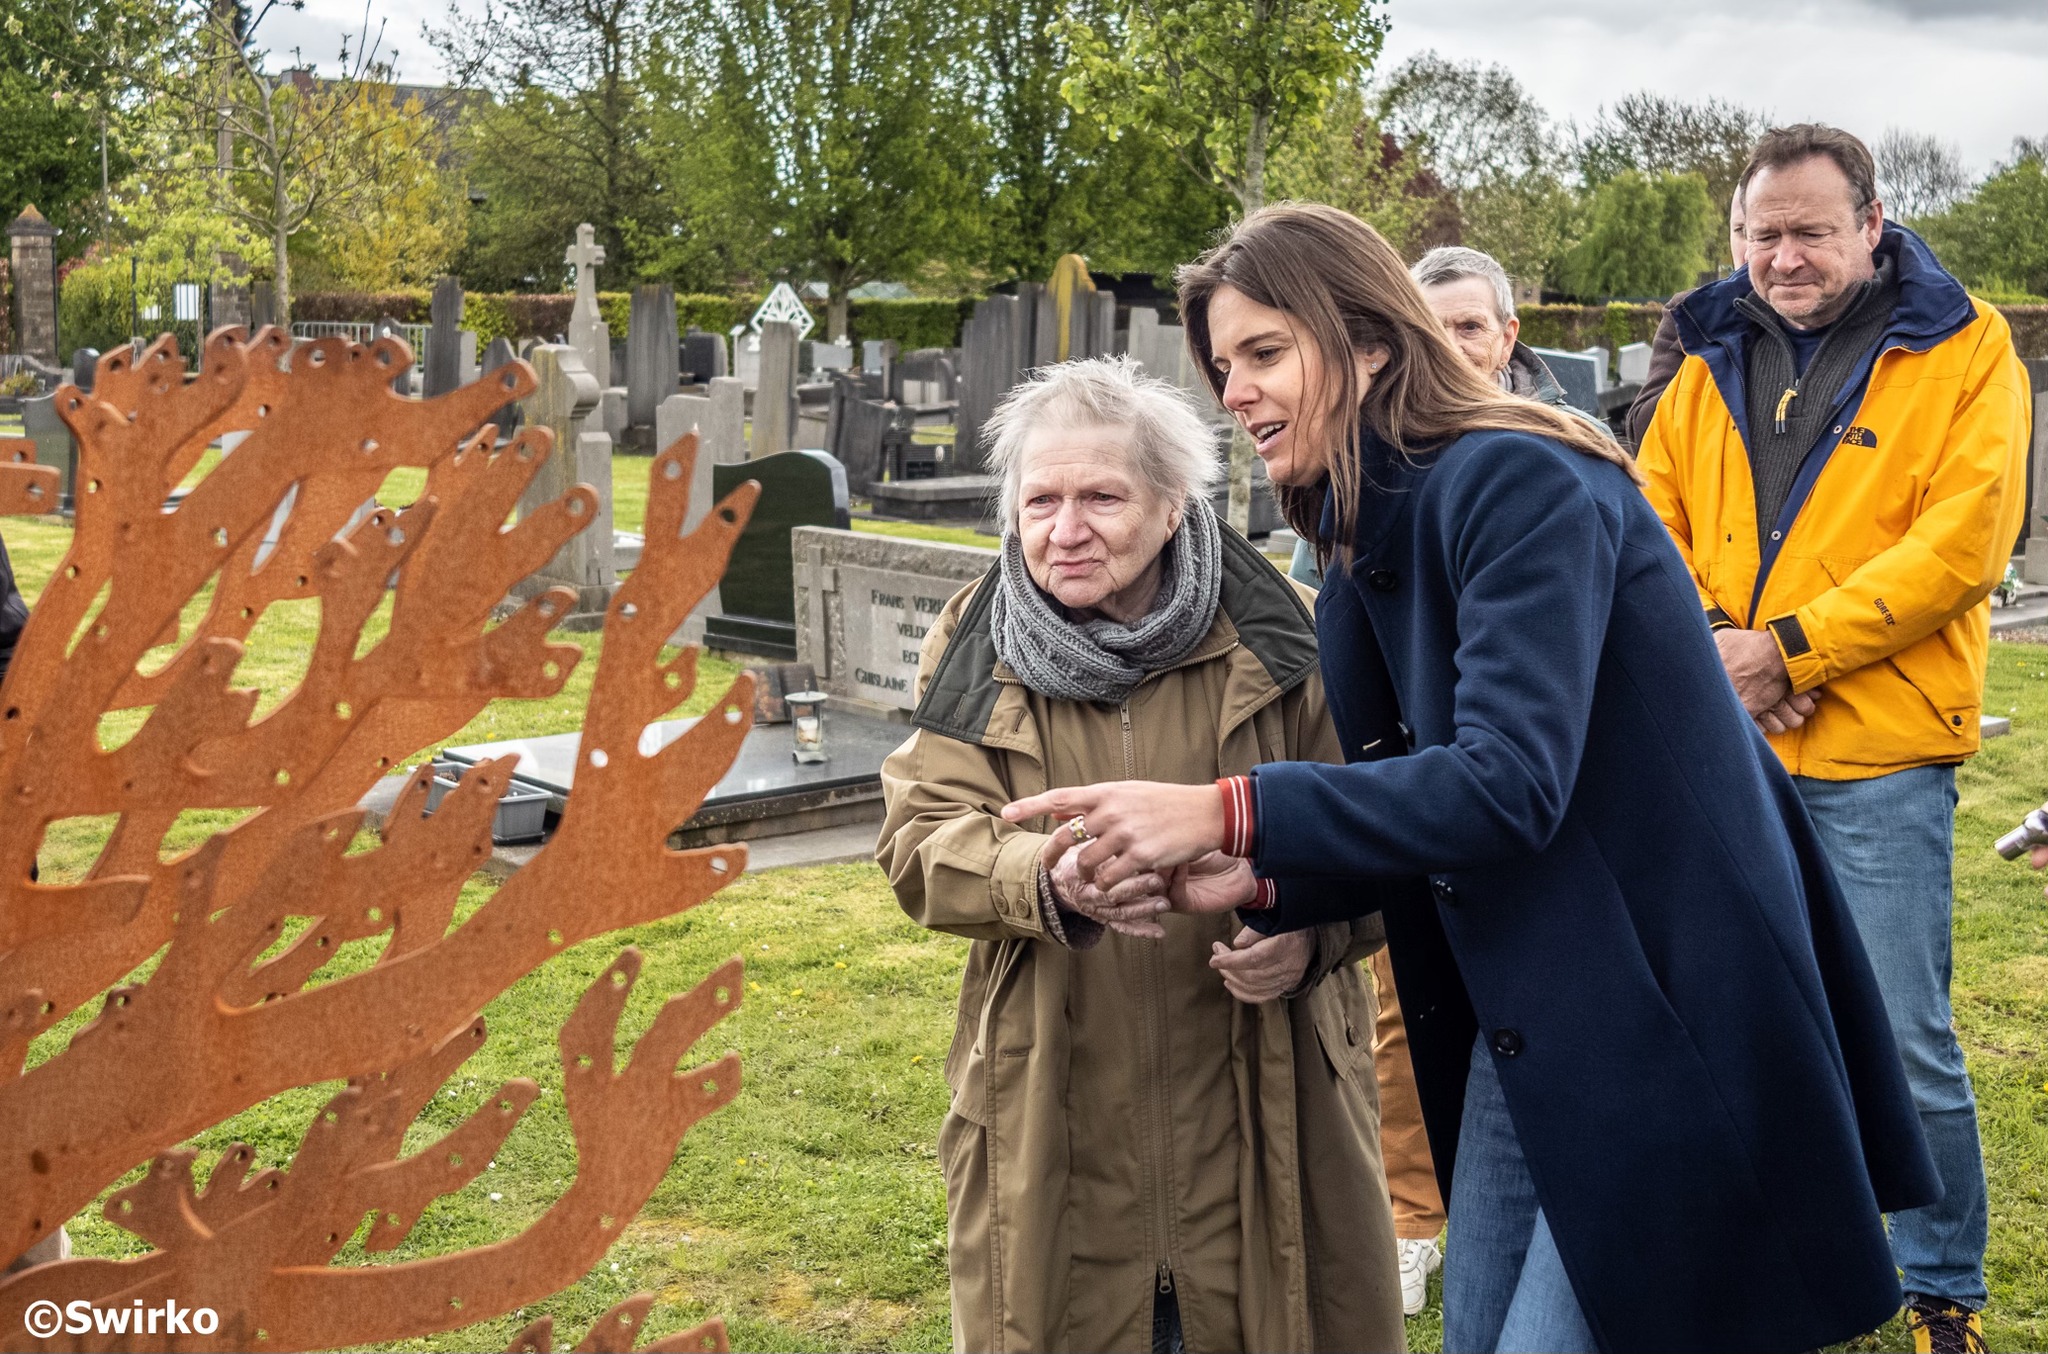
top-left (7, 487), bottom-right (2048, 1351)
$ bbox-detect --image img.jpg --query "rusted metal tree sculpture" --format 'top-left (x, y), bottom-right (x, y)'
top-left (0, 328), bottom-right (759, 1351)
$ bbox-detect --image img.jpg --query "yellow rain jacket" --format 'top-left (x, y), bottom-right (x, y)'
top-left (1639, 224), bottom-right (2032, 780)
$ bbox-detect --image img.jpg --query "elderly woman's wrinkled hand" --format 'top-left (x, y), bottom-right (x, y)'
top-left (1004, 780), bottom-right (1225, 890)
top-left (1210, 926), bottom-right (1314, 1004)
top-left (1043, 836), bottom-right (1171, 938)
top-left (1166, 851), bottom-right (1257, 914)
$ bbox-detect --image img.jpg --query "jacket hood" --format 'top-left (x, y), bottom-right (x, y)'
top-left (1672, 222), bottom-right (1975, 373)
top-left (913, 525), bottom-right (1319, 745)
top-left (1504, 342), bottom-right (1571, 409)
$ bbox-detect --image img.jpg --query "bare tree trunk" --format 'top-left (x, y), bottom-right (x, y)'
top-left (827, 289), bottom-right (850, 346)
top-left (272, 198), bottom-right (292, 330)
top-left (1224, 106), bottom-right (1275, 535)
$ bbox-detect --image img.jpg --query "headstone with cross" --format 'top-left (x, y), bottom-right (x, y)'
top-left (565, 224), bottom-right (611, 388)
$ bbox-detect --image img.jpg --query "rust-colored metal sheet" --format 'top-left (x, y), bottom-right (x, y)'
top-left (0, 329), bottom-right (760, 1350)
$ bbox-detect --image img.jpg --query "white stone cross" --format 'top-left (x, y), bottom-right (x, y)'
top-left (566, 223), bottom-right (606, 326)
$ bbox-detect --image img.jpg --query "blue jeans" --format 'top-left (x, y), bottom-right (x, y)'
top-left (1795, 764), bottom-right (1988, 1308)
top-left (1443, 1037), bottom-right (1597, 1354)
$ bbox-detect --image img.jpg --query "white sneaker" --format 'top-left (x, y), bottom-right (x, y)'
top-left (1397, 1237), bottom-right (1442, 1317)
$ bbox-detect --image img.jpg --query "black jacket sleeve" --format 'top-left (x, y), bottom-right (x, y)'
top-left (1624, 296), bottom-right (1690, 452)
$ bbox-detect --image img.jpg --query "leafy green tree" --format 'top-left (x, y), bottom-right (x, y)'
top-left (973, 0), bottom-right (1224, 281)
top-left (692, 0), bottom-right (986, 340)
top-left (1371, 50), bottom-right (1572, 282)
top-left (1058, 0), bottom-right (1387, 532)
top-left (1058, 0), bottom-right (1389, 216)
top-left (1918, 144), bottom-right (2048, 299)
top-left (1555, 169), bottom-right (1715, 300)
top-left (1576, 92), bottom-right (1767, 213)
top-left (1267, 80), bottom-right (1442, 258)
top-left (433, 0), bottom-right (669, 292)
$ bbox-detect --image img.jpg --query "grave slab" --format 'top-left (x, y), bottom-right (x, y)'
top-left (866, 474), bottom-right (998, 524)
top-left (793, 525), bottom-right (995, 711)
top-left (437, 704), bottom-right (908, 848)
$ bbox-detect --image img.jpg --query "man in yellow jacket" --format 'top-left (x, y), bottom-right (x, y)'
top-left (1641, 123), bottom-right (2030, 1354)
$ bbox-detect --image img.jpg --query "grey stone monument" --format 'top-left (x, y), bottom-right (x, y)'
top-left (1530, 347), bottom-right (1601, 415)
top-left (655, 387), bottom-right (755, 642)
top-left (22, 394), bottom-right (74, 514)
top-left (627, 283), bottom-right (680, 436)
top-left (682, 328), bottom-right (727, 383)
top-left (564, 223), bottom-right (611, 387)
top-left (7, 207), bottom-right (58, 364)
top-left (480, 337), bottom-right (522, 438)
top-left (791, 525), bottom-right (994, 710)
top-left (754, 320), bottom-right (801, 457)
top-left (424, 276), bottom-right (466, 398)
top-left (513, 343), bottom-right (616, 626)
top-left (1618, 342), bottom-right (1652, 386)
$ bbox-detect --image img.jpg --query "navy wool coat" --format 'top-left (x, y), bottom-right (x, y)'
top-left (1250, 429), bottom-right (1939, 1354)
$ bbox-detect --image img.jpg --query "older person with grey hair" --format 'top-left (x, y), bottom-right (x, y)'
top-left (878, 354), bottom-right (1404, 1354)
top-left (1412, 244), bottom-right (1585, 413)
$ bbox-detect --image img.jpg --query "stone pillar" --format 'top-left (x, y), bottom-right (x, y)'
top-left (7, 206), bottom-right (59, 364)
top-left (656, 387), bottom-right (753, 643)
top-left (515, 344), bottom-right (616, 626)
top-left (423, 275), bottom-right (464, 398)
top-left (2026, 393), bottom-right (2048, 584)
top-left (627, 283), bottom-right (680, 432)
top-left (753, 320), bottom-right (799, 457)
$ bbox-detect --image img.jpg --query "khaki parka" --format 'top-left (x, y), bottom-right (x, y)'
top-left (878, 536), bottom-right (1405, 1354)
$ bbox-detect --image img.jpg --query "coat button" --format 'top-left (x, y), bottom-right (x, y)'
top-left (1367, 568), bottom-right (1398, 592)
top-left (1951, 715), bottom-right (1963, 726)
top-left (1430, 877), bottom-right (1457, 904)
top-left (1492, 1028), bottom-right (1523, 1057)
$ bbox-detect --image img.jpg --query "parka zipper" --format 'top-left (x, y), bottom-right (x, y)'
top-left (1122, 701), bottom-right (1178, 1300)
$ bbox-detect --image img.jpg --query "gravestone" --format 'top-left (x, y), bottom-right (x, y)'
top-left (1578, 345), bottom-right (1613, 391)
top-left (627, 284), bottom-right (679, 434)
top-left (71, 348), bottom-right (99, 392)
top-left (372, 316), bottom-right (409, 395)
top-left (597, 387), bottom-right (630, 442)
top-left (1618, 342), bottom-right (1652, 386)
top-left (825, 373), bottom-right (899, 494)
top-left (2024, 392), bottom-right (2048, 583)
top-left (895, 349), bottom-right (957, 406)
top-left (424, 276), bottom-right (465, 398)
top-left (512, 343), bottom-right (616, 625)
top-left (703, 450), bottom-right (850, 660)
top-left (1529, 346), bottom-right (1600, 415)
top-left (250, 282), bottom-right (276, 330)
top-left (22, 394), bottom-right (74, 514)
top-left (480, 337), bottom-right (522, 438)
top-left (753, 320), bottom-right (800, 456)
top-left (681, 328), bottom-right (727, 383)
top-left (655, 387), bottom-right (755, 642)
top-left (565, 224), bottom-right (611, 387)
top-left (1027, 282), bottom-right (1059, 367)
top-left (7, 207), bottom-right (59, 364)
top-left (862, 340), bottom-right (897, 391)
top-left (956, 294), bottom-right (1026, 473)
top-left (805, 340), bottom-right (853, 375)
top-left (792, 526), bottom-right (994, 710)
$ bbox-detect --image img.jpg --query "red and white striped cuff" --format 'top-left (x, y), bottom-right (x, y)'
top-left (1217, 775), bottom-right (1256, 858)
top-left (1244, 876), bottom-right (1277, 911)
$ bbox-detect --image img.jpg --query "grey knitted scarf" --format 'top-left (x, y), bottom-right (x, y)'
top-left (990, 495), bottom-right (1223, 704)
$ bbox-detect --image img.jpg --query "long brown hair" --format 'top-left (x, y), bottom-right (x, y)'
top-left (1175, 203), bottom-right (1643, 556)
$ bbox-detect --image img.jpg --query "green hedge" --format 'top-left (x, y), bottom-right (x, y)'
top-left (289, 290), bottom-right (981, 351)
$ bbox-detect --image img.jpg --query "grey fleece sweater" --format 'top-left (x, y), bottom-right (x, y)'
top-left (1735, 257), bottom-right (1898, 534)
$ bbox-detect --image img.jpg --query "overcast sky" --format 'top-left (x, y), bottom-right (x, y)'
top-left (264, 0), bottom-right (2048, 178)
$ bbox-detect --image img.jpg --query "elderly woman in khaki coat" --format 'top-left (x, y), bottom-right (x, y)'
top-left (878, 357), bottom-right (1404, 1354)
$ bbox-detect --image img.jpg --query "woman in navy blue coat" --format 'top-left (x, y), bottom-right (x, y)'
top-left (1004, 204), bottom-right (1938, 1354)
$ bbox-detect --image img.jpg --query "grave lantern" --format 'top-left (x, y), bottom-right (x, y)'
top-left (786, 690), bottom-right (831, 763)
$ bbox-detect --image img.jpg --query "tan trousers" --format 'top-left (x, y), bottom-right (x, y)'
top-left (1370, 947), bottom-right (1446, 1239)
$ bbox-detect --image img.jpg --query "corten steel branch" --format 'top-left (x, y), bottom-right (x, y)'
top-left (0, 329), bottom-right (756, 1351)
